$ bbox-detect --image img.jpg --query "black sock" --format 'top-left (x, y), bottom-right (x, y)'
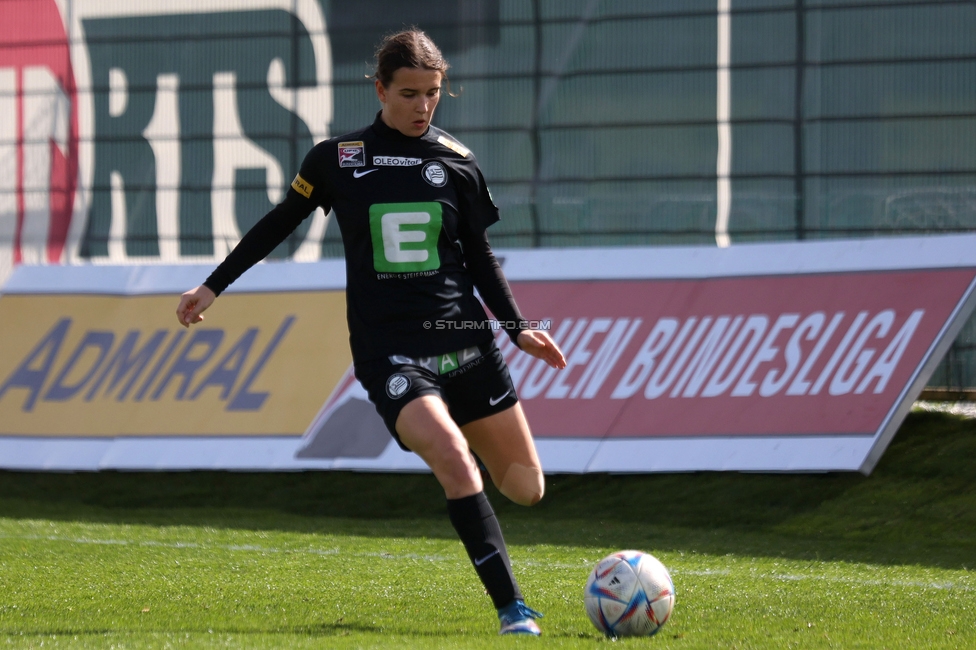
top-left (446, 491), bottom-right (522, 609)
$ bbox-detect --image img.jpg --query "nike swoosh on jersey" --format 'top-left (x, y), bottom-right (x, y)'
top-left (352, 168), bottom-right (378, 178)
top-left (488, 390), bottom-right (512, 406)
top-left (474, 550), bottom-right (500, 566)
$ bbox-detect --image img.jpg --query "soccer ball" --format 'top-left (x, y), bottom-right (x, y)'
top-left (584, 550), bottom-right (675, 637)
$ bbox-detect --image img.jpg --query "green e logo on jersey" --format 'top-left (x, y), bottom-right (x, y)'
top-left (369, 202), bottom-right (443, 273)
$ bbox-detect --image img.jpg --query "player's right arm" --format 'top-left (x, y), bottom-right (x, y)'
top-left (201, 186), bottom-right (318, 295)
top-left (175, 144), bottom-right (331, 327)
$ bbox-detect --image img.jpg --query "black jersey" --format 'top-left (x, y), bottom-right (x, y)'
top-left (204, 113), bottom-right (525, 364)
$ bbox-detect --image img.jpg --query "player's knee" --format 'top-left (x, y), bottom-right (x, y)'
top-left (417, 436), bottom-right (482, 497)
top-left (441, 449), bottom-right (482, 492)
top-left (498, 462), bottom-right (544, 506)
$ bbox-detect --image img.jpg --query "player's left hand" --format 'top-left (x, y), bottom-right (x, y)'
top-left (517, 329), bottom-right (567, 369)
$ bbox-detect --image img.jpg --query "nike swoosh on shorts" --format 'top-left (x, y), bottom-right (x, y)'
top-left (488, 390), bottom-right (512, 406)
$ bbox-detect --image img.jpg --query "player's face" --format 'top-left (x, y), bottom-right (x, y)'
top-left (376, 67), bottom-right (442, 137)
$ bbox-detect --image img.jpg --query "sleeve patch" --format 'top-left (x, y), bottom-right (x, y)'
top-left (437, 135), bottom-right (471, 158)
top-left (291, 173), bottom-right (313, 198)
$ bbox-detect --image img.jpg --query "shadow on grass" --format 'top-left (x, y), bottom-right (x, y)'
top-left (1, 411), bottom-right (974, 570)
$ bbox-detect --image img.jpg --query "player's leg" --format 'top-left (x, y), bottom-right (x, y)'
top-left (395, 395), bottom-right (536, 633)
top-left (355, 359), bottom-right (485, 499)
top-left (431, 345), bottom-right (544, 634)
top-left (443, 343), bottom-right (544, 507)
top-left (359, 353), bottom-right (540, 634)
top-left (460, 402), bottom-right (544, 507)
top-left (395, 394), bottom-right (482, 498)
top-left (461, 411), bottom-right (547, 635)
top-left (453, 399), bottom-right (548, 634)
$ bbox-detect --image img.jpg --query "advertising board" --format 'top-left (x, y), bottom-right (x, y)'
top-left (2, 234), bottom-right (974, 473)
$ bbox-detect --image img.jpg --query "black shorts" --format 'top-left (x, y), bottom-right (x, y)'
top-left (355, 340), bottom-right (519, 451)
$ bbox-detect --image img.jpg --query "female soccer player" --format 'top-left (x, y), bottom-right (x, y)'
top-left (176, 29), bottom-right (565, 636)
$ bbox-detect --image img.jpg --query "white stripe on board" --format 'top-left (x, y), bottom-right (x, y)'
top-left (716, 0), bottom-right (732, 248)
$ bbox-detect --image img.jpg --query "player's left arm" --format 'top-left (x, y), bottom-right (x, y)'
top-left (458, 227), bottom-right (566, 369)
top-left (453, 154), bottom-right (565, 369)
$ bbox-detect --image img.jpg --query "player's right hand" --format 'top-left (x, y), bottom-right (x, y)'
top-left (176, 285), bottom-right (216, 328)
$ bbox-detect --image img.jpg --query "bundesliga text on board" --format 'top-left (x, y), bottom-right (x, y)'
top-left (489, 270), bottom-right (974, 438)
top-left (497, 309), bottom-right (921, 403)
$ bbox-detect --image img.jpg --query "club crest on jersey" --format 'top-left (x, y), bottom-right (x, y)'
top-left (386, 373), bottom-right (411, 399)
top-left (338, 141), bottom-right (365, 168)
top-left (422, 161), bottom-right (448, 187)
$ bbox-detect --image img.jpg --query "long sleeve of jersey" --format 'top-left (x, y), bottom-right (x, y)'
top-left (459, 227), bottom-right (527, 347)
top-left (203, 190), bottom-right (316, 295)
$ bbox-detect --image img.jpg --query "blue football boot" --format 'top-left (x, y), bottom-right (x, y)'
top-left (497, 599), bottom-right (543, 636)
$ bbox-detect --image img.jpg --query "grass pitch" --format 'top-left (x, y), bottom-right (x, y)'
top-left (1, 409), bottom-right (975, 648)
